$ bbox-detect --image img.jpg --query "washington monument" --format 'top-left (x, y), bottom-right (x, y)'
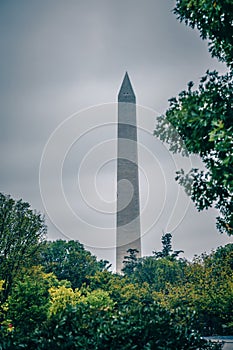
top-left (116, 72), bottom-right (141, 272)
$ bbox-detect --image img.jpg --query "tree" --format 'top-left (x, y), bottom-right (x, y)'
top-left (0, 193), bottom-right (46, 300)
top-left (157, 244), bottom-right (233, 335)
top-left (154, 1), bottom-right (233, 234)
top-left (121, 234), bottom-right (184, 291)
top-left (174, 0), bottom-right (233, 67)
top-left (153, 232), bottom-right (184, 259)
top-left (122, 248), bottom-right (139, 276)
top-left (211, 243), bottom-right (233, 271)
top-left (132, 256), bottom-right (186, 292)
top-left (40, 240), bottom-right (108, 289)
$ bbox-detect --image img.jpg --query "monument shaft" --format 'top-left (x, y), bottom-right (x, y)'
top-left (116, 73), bottom-right (141, 272)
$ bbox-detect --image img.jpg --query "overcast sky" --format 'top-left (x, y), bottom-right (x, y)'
top-left (1, 0), bottom-right (232, 270)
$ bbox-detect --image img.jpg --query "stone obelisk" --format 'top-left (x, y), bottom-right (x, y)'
top-left (116, 72), bottom-right (141, 272)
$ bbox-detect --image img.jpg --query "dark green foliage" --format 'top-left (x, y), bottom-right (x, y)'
top-left (40, 240), bottom-right (108, 289)
top-left (0, 193), bottom-right (46, 301)
top-left (33, 303), bottom-right (100, 350)
top-left (195, 244), bottom-right (233, 335)
top-left (93, 303), bottom-right (218, 350)
top-left (154, 0), bottom-right (233, 234)
top-left (174, 0), bottom-right (233, 67)
top-left (6, 268), bottom-right (50, 344)
top-left (153, 233), bottom-right (184, 259)
top-left (154, 71), bottom-right (233, 234)
top-left (2, 302), bottom-right (221, 350)
top-left (122, 234), bottom-right (185, 287)
top-left (122, 248), bottom-right (139, 275)
top-left (161, 244), bottom-right (233, 336)
top-left (125, 233), bottom-right (185, 290)
top-left (212, 243), bottom-right (233, 271)
top-left (133, 256), bottom-right (186, 292)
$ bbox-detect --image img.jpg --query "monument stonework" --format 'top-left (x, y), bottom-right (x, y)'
top-left (116, 72), bottom-right (141, 272)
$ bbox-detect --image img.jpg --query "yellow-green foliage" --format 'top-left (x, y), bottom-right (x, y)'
top-left (0, 280), bottom-right (7, 317)
top-left (48, 285), bottom-right (81, 316)
top-left (89, 271), bottom-right (151, 305)
top-left (80, 289), bottom-right (115, 311)
top-left (0, 281), bottom-right (14, 334)
top-left (152, 250), bottom-right (233, 333)
top-left (0, 280), bottom-right (4, 293)
top-left (107, 277), bottom-right (150, 305)
top-left (49, 286), bottom-right (115, 316)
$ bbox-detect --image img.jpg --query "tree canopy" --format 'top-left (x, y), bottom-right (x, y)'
top-left (174, 0), bottom-right (233, 67)
top-left (0, 197), bottom-right (230, 348)
top-left (121, 248), bottom-right (139, 276)
top-left (0, 193), bottom-right (46, 300)
top-left (153, 232), bottom-right (184, 259)
top-left (154, 1), bottom-right (233, 234)
top-left (40, 240), bottom-right (109, 289)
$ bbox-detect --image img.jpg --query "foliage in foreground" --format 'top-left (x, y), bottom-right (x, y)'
top-left (0, 295), bottom-right (222, 350)
top-left (33, 303), bottom-right (222, 350)
top-left (0, 205), bottom-right (229, 349)
top-left (121, 234), bottom-right (233, 336)
top-left (154, 0), bottom-right (233, 234)
top-left (0, 228), bottom-right (231, 349)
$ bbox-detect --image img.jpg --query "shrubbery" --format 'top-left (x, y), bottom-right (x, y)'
top-left (1, 224), bottom-right (231, 348)
top-left (0, 194), bottom-right (231, 348)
